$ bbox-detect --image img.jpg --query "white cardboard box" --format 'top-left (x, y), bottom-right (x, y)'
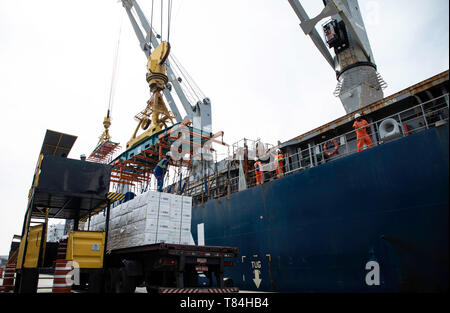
top-left (145, 218), bottom-right (158, 230)
top-left (146, 204), bottom-right (159, 217)
top-left (180, 224), bottom-right (191, 232)
top-left (159, 207), bottom-right (171, 217)
top-left (144, 232), bottom-right (157, 244)
top-left (106, 191), bottom-right (193, 249)
top-left (156, 231), bottom-right (170, 243)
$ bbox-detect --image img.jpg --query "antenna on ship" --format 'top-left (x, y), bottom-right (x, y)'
top-left (288, 0), bottom-right (387, 113)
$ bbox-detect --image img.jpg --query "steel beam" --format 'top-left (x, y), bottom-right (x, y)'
top-left (288, 0), bottom-right (335, 69)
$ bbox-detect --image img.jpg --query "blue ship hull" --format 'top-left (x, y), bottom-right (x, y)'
top-left (191, 124), bottom-right (449, 292)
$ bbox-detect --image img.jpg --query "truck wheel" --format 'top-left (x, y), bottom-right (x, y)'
top-left (115, 267), bottom-right (136, 293)
top-left (224, 277), bottom-right (234, 288)
top-left (72, 275), bottom-right (87, 291)
top-left (105, 268), bottom-right (119, 293)
top-left (88, 270), bottom-right (105, 293)
top-left (145, 285), bottom-right (156, 294)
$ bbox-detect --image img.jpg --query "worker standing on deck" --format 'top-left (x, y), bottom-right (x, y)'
top-left (154, 152), bottom-right (172, 192)
top-left (274, 149), bottom-right (284, 178)
top-left (353, 113), bottom-right (374, 152)
top-left (254, 157), bottom-right (263, 185)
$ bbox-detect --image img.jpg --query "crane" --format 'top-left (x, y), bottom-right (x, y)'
top-left (119, 0), bottom-right (218, 183)
top-left (288, 0), bottom-right (387, 114)
top-left (87, 12), bottom-right (123, 164)
top-left (97, 110), bottom-right (113, 145)
top-left (121, 0), bottom-right (212, 149)
top-left (127, 40), bottom-right (175, 149)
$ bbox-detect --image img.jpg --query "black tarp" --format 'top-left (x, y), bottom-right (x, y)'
top-left (32, 155), bottom-right (112, 219)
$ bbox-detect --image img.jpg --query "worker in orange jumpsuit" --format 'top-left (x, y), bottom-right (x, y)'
top-left (254, 158), bottom-right (263, 185)
top-left (274, 149), bottom-right (284, 178)
top-left (353, 113), bottom-right (374, 152)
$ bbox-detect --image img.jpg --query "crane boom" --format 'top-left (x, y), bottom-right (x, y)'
top-left (288, 0), bottom-right (335, 69)
top-left (288, 0), bottom-right (387, 113)
top-left (121, 0), bottom-right (214, 182)
top-left (121, 0), bottom-right (212, 133)
top-left (122, 0), bottom-right (182, 123)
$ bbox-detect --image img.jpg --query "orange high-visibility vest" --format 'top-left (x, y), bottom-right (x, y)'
top-left (353, 119), bottom-right (370, 138)
top-left (275, 154), bottom-right (284, 165)
top-left (254, 161), bottom-right (263, 184)
top-left (274, 154), bottom-right (284, 176)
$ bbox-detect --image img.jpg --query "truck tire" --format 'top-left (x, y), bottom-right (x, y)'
top-left (145, 285), bottom-right (156, 294)
top-left (224, 277), bottom-right (234, 288)
top-left (105, 268), bottom-right (119, 293)
top-left (72, 273), bottom-right (88, 291)
top-left (115, 267), bottom-right (136, 293)
top-left (88, 270), bottom-right (105, 293)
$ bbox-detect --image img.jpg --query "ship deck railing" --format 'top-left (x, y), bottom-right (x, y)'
top-left (185, 93), bottom-right (449, 199)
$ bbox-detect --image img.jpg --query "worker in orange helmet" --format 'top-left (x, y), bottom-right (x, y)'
top-left (353, 113), bottom-right (374, 152)
top-left (254, 157), bottom-right (263, 185)
top-left (274, 149), bottom-right (284, 178)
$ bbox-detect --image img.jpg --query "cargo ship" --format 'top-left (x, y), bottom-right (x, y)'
top-left (187, 70), bottom-right (449, 292)
top-left (2, 0), bottom-right (447, 295)
top-left (106, 70), bottom-right (449, 293)
top-left (101, 0), bottom-right (448, 292)
top-left (6, 0), bottom-right (443, 294)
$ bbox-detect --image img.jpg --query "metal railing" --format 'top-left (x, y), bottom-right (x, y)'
top-left (124, 93), bottom-right (448, 201)
top-left (190, 93), bottom-right (449, 197)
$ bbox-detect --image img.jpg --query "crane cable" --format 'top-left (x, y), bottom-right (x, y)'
top-left (177, 54), bottom-right (206, 99)
top-left (108, 10), bottom-right (124, 119)
top-left (170, 53), bottom-right (205, 102)
top-left (167, 0), bottom-right (173, 43)
top-left (159, 0), bottom-right (205, 105)
top-left (150, 0), bottom-right (154, 47)
top-left (169, 54), bottom-right (200, 104)
top-left (160, 0), bottom-right (163, 41)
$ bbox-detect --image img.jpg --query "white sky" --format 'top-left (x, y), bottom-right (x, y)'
top-left (0, 0), bottom-right (448, 255)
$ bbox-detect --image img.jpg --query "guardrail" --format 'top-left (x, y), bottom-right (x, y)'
top-left (201, 93), bottom-right (449, 195)
top-left (135, 93), bottom-right (448, 201)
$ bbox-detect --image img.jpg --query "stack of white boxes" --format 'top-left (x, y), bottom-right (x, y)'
top-left (46, 223), bottom-right (66, 242)
top-left (88, 191), bottom-right (193, 250)
top-left (89, 213), bottom-right (106, 232)
top-left (180, 196), bottom-right (192, 245)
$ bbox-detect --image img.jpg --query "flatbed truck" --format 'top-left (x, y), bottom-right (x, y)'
top-left (5, 143), bottom-right (239, 294)
top-left (99, 242), bottom-right (238, 293)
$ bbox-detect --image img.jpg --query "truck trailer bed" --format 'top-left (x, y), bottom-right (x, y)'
top-left (108, 242), bottom-right (238, 257)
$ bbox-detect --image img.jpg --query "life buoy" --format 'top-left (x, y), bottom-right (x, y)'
top-left (324, 139), bottom-right (339, 157)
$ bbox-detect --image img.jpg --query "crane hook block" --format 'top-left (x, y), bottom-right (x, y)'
top-left (148, 41), bottom-right (171, 68)
top-left (146, 41), bottom-right (171, 91)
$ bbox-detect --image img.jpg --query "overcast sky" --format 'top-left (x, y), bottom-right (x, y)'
top-left (0, 0), bottom-right (448, 255)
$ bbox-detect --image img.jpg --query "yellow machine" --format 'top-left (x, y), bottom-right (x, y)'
top-left (16, 228), bottom-right (105, 270)
top-left (17, 158), bottom-right (47, 270)
top-left (66, 231), bottom-right (105, 269)
top-left (127, 41), bottom-right (175, 149)
top-left (16, 224), bottom-right (44, 269)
